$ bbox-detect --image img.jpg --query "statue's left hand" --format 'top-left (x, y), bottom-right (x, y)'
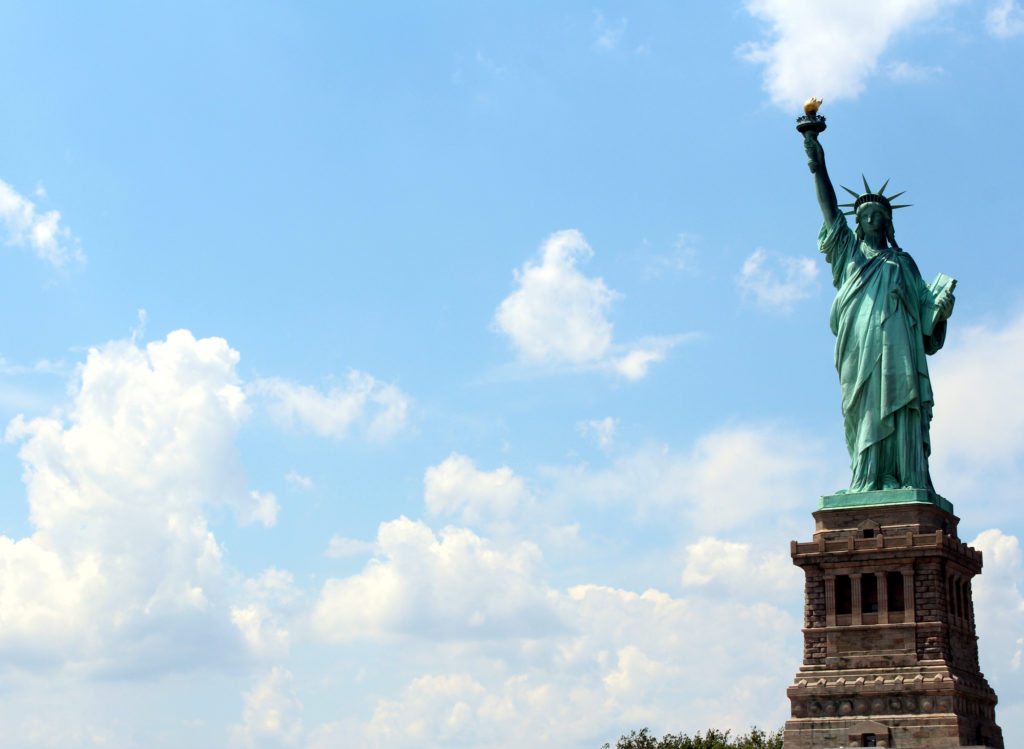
top-left (937, 291), bottom-right (955, 320)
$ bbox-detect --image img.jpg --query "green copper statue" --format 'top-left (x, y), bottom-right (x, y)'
top-left (799, 100), bottom-right (955, 495)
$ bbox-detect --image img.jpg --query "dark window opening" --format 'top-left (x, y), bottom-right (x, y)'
top-left (948, 576), bottom-right (958, 617)
top-left (956, 580), bottom-right (965, 620)
top-left (863, 734), bottom-right (877, 747)
top-left (862, 573), bottom-right (879, 614)
top-left (862, 528), bottom-right (875, 539)
top-left (835, 575), bottom-right (852, 616)
top-left (887, 571), bottom-right (905, 612)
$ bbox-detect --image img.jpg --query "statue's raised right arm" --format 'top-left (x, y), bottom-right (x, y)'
top-left (804, 132), bottom-right (839, 226)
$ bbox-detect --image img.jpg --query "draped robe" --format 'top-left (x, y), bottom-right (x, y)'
top-left (819, 213), bottom-right (948, 493)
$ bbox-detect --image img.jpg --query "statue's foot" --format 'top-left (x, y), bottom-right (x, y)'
top-left (882, 475), bottom-right (900, 490)
top-left (834, 488), bottom-right (848, 495)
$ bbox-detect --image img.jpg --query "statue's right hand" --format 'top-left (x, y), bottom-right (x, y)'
top-left (804, 132), bottom-right (823, 173)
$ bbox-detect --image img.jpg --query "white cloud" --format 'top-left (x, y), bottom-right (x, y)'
top-left (495, 230), bottom-right (615, 366)
top-left (250, 371), bottom-right (410, 441)
top-left (578, 416), bottom-right (617, 449)
top-left (969, 530), bottom-right (1024, 703)
top-left (0, 356), bottom-right (66, 376)
top-left (740, 0), bottom-right (957, 108)
top-left (593, 11), bottom-right (628, 51)
top-left (230, 667), bottom-right (304, 748)
top-left (547, 426), bottom-right (832, 532)
top-left (929, 311), bottom-right (1024, 505)
top-left (239, 490), bottom-right (280, 528)
top-left (345, 582), bottom-right (796, 748)
top-left (0, 178), bottom-right (83, 267)
top-left (285, 471), bottom-right (314, 491)
top-left (610, 336), bottom-right (682, 381)
top-left (987, 0), bottom-right (1024, 37)
top-left (738, 248), bottom-right (819, 311)
top-left (887, 60), bottom-right (944, 81)
top-left (681, 536), bottom-right (798, 597)
top-left (311, 517), bottom-right (561, 642)
top-left (325, 535), bottom-right (376, 558)
top-left (0, 330), bottom-right (283, 675)
top-left (494, 230), bottom-right (682, 379)
top-left (231, 568), bottom-right (301, 659)
top-left (424, 453), bottom-right (532, 526)
top-left (644, 233), bottom-right (698, 278)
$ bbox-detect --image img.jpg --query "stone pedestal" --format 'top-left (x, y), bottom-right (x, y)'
top-left (783, 491), bottom-right (1003, 748)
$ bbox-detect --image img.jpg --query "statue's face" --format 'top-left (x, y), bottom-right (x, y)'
top-left (856, 203), bottom-right (889, 240)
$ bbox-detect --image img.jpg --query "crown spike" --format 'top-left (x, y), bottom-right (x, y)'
top-left (890, 204), bottom-right (912, 210)
top-left (886, 190), bottom-right (906, 201)
top-left (878, 178), bottom-right (890, 195)
top-left (840, 185), bottom-right (860, 199)
top-left (862, 175), bottom-right (872, 194)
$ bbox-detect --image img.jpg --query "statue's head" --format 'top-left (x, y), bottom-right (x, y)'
top-left (855, 202), bottom-right (893, 247)
top-left (840, 177), bottom-right (911, 250)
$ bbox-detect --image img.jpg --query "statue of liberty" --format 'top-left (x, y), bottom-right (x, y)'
top-left (799, 101), bottom-right (956, 495)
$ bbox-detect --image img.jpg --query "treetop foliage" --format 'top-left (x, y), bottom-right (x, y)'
top-left (601, 726), bottom-right (784, 749)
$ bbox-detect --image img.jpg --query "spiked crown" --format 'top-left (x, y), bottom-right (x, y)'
top-left (838, 176), bottom-right (912, 217)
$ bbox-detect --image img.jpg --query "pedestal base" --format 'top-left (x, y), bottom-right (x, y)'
top-left (784, 503), bottom-right (1002, 748)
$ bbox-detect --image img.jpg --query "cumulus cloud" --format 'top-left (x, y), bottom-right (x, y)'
top-left (495, 230), bottom-right (615, 365)
top-left (969, 530), bottom-right (1024, 702)
top-left (0, 330), bottom-right (283, 675)
top-left (987, 0), bottom-right (1024, 37)
top-left (0, 178), bottom-right (83, 267)
top-left (738, 248), bottom-right (819, 311)
top-left (740, 0), bottom-right (958, 107)
top-left (424, 453), bottom-right (532, 526)
top-left (231, 568), bottom-right (301, 659)
top-left (311, 517), bottom-right (561, 642)
top-left (494, 230), bottom-right (682, 380)
top-left (344, 583), bottom-right (796, 748)
top-left (250, 371), bottom-right (410, 441)
top-left (229, 667), bottom-right (304, 748)
top-left (681, 536), bottom-right (798, 597)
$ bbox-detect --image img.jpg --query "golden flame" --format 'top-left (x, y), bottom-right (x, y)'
top-left (803, 97), bottom-right (823, 115)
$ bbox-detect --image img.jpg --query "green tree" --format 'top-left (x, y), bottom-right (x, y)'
top-left (601, 726), bottom-right (783, 749)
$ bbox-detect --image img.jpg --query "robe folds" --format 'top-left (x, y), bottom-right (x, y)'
top-left (819, 213), bottom-right (948, 493)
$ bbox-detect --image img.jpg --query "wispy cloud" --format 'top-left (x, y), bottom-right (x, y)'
top-left (643, 233), bottom-right (699, 278)
top-left (0, 356), bottom-right (66, 376)
top-left (250, 371), bottom-right (411, 441)
top-left (0, 178), bottom-right (83, 267)
top-left (738, 248), bottom-right (819, 311)
top-left (592, 10), bottom-right (628, 51)
top-left (285, 470), bottom-right (314, 491)
top-left (325, 535), bottom-right (376, 559)
top-left (888, 60), bottom-right (944, 82)
top-left (578, 416), bottom-right (617, 450)
top-left (987, 0), bottom-right (1024, 37)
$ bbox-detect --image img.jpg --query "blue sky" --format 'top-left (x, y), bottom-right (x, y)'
top-left (0, 2), bottom-right (1022, 747)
